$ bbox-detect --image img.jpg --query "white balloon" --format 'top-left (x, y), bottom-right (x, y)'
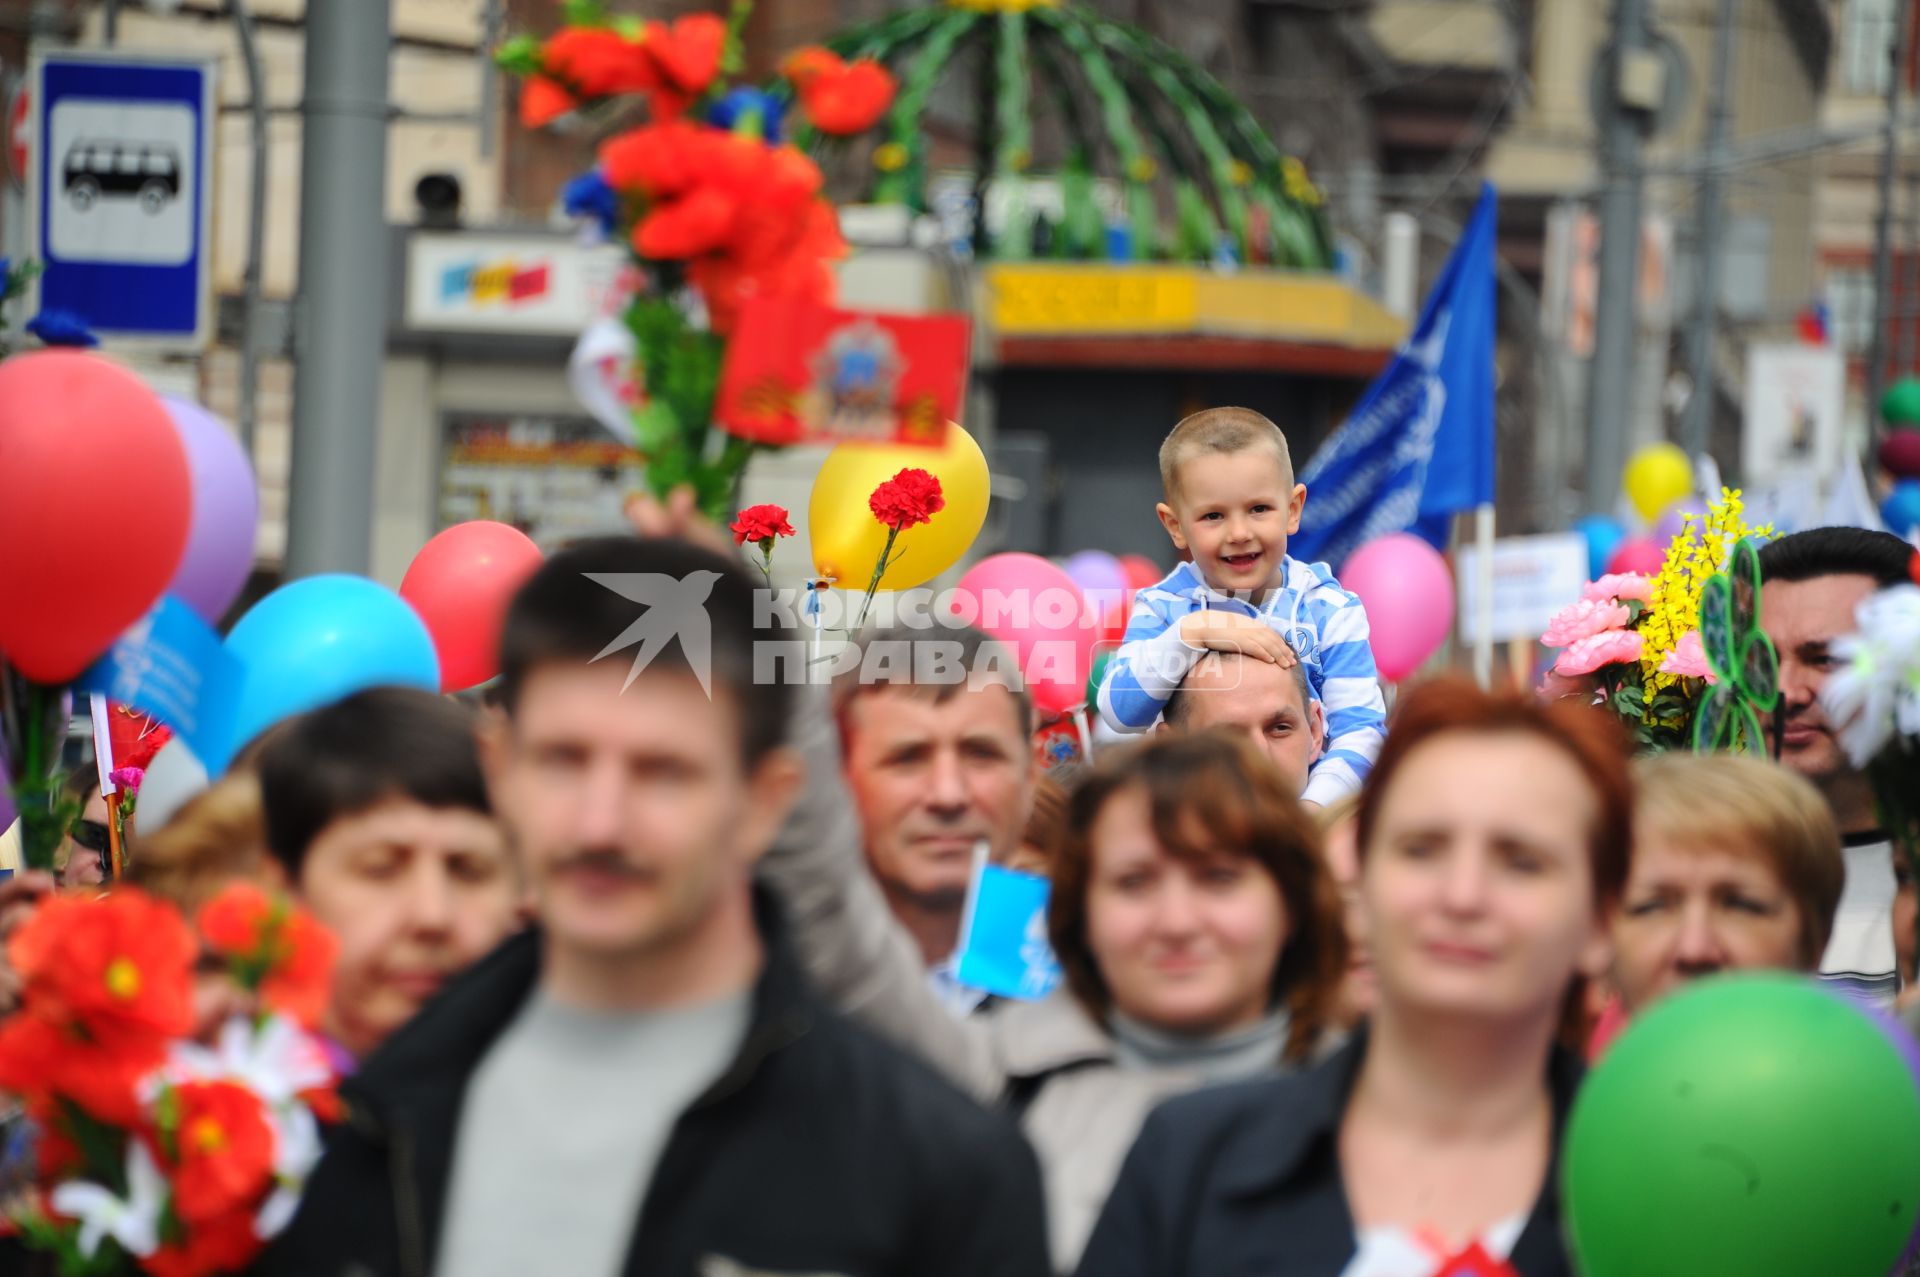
top-left (135, 738), bottom-right (209, 835)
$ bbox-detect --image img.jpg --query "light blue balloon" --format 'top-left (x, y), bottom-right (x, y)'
top-left (217, 574), bottom-right (439, 769)
top-left (1574, 514), bottom-right (1626, 579)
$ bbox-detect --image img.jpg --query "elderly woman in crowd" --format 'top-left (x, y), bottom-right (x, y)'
top-left (1603, 753), bottom-right (1842, 1031)
top-left (1078, 678), bottom-right (1629, 1277)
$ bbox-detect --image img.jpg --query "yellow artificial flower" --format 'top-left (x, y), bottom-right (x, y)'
top-left (872, 142), bottom-right (909, 173)
top-left (1637, 487), bottom-right (1773, 716)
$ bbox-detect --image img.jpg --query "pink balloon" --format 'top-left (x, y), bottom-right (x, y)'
top-left (950, 553), bottom-right (1098, 718)
top-left (1340, 534), bottom-right (1454, 682)
top-left (1606, 538), bottom-right (1667, 577)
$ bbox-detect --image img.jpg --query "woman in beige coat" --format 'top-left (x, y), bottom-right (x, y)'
top-left (763, 692), bottom-right (1347, 1271)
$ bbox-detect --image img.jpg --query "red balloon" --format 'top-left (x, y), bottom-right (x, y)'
top-left (399, 522), bottom-right (545, 692)
top-left (1119, 554), bottom-right (1163, 591)
top-left (0, 352), bottom-right (190, 682)
top-left (1606, 537), bottom-right (1667, 577)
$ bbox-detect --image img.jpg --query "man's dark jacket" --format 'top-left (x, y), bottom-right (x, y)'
top-left (262, 898), bottom-right (1052, 1277)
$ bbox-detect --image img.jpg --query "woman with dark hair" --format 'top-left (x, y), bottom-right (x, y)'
top-left (1077, 677), bottom-right (1631, 1277)
top-left (763, 709), bottom-right (1347, 1270)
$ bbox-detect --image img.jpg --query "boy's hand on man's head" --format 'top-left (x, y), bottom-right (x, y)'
top-left (1177, 611), bottom-right (1297, 667)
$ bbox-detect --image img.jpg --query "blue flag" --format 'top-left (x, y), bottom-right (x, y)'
top-left (1291, 184), bottom-right (1498, 568)
top-left (954, 864), bottom-right (1063, 1001)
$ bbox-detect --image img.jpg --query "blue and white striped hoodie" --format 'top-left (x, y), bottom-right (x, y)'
top-left (1095, 557), bottom-right (1387, 806)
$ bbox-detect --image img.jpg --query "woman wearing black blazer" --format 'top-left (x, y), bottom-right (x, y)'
top-left (1078, 680), bottom-right (1631, 1277)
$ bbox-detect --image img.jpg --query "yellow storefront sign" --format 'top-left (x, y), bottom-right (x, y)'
top-left (984, 263), bottom-right (1407, 350)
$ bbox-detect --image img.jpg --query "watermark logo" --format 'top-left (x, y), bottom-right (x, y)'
top-left (583, 573), bottom-right (1278, 698)
top-left (586, 571), bottom-right (722, 695)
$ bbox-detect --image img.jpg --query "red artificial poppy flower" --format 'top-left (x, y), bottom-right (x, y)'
top-left (196, 884), bottom-right (337, 1029)
top-left (799, 59), bottom-right (896, 136)
top-left (643, 13), bottom-right (727, 94)
top-left (145, 1208), bottom-right (262, 1277)
top-left (160, 1080), bottom-right (277, 1226)
top-left (635, 185), bottom-right (743, 261)
top-left (599, 120), bottom-right (715, 198)
top-left (730, 504), bottom-right (796, 546)
top-left (0, 1010), bottom-right (166, 1126)
top-left (519, 75), bottom-right (578, 128)
top-left (542, 27), bottom-right (657, 98)
top-left (10, 889), bottom-right (197, 1041)
top-left (869, 469), bottom-right (945, 531)
top-left (780, 46), bottom-right (842, 88)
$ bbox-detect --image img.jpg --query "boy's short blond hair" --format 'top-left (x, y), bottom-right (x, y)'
top-left (1159, 407), bottom-right (1293, 505)
top-left (1631, 753), bottom-right (1843, 966)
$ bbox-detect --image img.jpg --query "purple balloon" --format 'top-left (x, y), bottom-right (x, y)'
top-left (1843, 996), bottom-right (1920, 1269)
top-left (1652, 498), bottom-right (1708, 545)
top-left (1061, 550), bottom-right (1128, 613)
top-left (162, 396), bottom-right (259, 624)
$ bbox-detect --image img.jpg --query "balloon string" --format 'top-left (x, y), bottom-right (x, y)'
top-left (1072, 706), bottom-right (1092, 762)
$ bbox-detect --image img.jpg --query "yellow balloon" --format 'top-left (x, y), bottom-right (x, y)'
top-left (1623, 442), bottom-right (1693, 522)
top-left (809, 424), bottom-right (990, 590)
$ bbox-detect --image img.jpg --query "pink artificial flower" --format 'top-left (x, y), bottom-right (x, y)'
top-left (1657, 629), bottom-right (1717, 684)
top-left (1583, 572), bottom-right (1653, 604)
top-left (107, 766), bottom-right (145, 793)
top-left (1542, 598), bottom-right (1631, 648)
top-left (1553, 629), bottom-right (1645, 676)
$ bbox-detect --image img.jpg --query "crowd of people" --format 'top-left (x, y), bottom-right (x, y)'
top-left (1, 406), bottom-right (1915, 1277)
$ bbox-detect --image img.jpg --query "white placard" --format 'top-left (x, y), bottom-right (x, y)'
top-left (1455, 532), bottom-right (1590, 644)
top-left (1742, 343), bottom-right (1845, 489)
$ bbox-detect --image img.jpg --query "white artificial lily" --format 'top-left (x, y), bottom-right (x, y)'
top-left (49, 1139), bottom-right (166, 1260)
top-left (1823, 585), bottom-right (1920, 767)
top-left (253, 1103), bottom-right (323, 1241)
top-left (154, 1014), bottom-right (332, 1106)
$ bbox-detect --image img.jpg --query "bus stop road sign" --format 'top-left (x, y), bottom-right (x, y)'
top-left (26, 50), bottom-right (216, 348)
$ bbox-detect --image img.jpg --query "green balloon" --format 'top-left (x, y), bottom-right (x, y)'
top-left (1564, 975), bottom-right (1920, 1277)
top-left (1882, 376), bottom-right (1920, 426)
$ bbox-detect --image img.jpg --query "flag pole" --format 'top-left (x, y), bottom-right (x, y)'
top-left (1472, 502), bottom-right (1495, 688)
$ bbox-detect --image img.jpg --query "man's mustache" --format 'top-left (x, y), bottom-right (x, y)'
top-left (546, 849), bottom-right (655, 880)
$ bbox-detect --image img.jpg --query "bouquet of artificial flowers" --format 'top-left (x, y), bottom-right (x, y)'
top-left (0, 884), bottom-right (337, 1276)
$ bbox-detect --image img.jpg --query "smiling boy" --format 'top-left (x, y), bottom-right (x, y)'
top-left (1096, 407), bottom-right (1386, 806)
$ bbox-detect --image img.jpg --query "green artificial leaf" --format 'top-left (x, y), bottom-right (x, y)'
top-left (1692, 686), bottom-right (1733, 754)
top-left (1698, 573), bottom-right (1736, 680)
top-left (561, 0), bottom-right (609, 27)
top-left (1173, 179), bottom-right (1216, 262)
top-left (632, 400), bottom-right (681, 455)
top-left (494, 34), bottom-right (543, 75)
top-left (1738, 630), bottom-right (1781, 713)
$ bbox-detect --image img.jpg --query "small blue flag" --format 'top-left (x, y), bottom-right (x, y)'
top-left (1291, 184), bottom-right (1498, 568)
top-left (75, 596), bottom-right (244, 772)
top-left (954, 862), bottom-right (1063, 1001)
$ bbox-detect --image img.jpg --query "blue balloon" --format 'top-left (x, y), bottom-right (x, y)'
top-left (219, 574), bottom-right (439, 768)
top-left (1574, 514), bottom-right (1626, 579)
top-left (1883, 480), bottom-right (1920, 537)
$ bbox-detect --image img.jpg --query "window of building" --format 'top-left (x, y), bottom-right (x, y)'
top-left (1826, 267), bottom-right (1877, 353)
top-left (1844, 0), bottom-right (1900, 95)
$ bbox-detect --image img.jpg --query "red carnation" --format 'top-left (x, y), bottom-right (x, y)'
top-left (799, 59), bottom-right (896, 136)
top-left (599, 120), bottom-right (715, 199)
top-left (730, 504), bottom-right (796, 547)
top-left (869, 469), bottom-right (945, 531)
